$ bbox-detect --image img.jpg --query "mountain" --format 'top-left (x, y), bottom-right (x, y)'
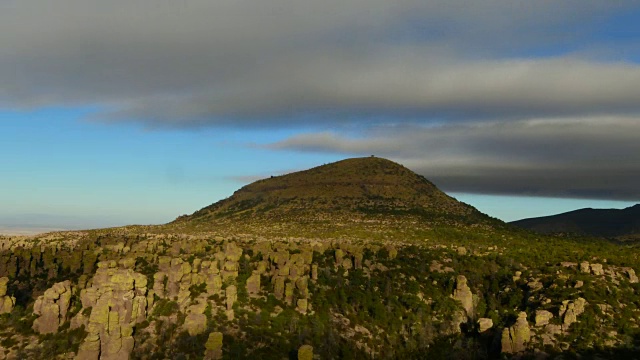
top-left (3, 157), bottom-right (640, 359)
top-left (511, 204), bottom-right (640, 240)
top-left (172, 156), bottom-right (497, 236)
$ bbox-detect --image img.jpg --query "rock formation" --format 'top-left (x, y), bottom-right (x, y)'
top-left (298, 344), bottom-right (313, 360)
top-left (184, 301), bottom-right (208, 336)
top-left (75, 261), bottom-right (148, 360)
top-left (452, 275), bottom-right (474, 317)
top-left (534, 310), bottom-right (553, 327)
top-left (32, 280), bottom-right (72, 334)
top-left (204, 332), bottom-right (223, 360)
top-left (0, 277), bottom-right (15, 314)
top-left (477, 318), bottom-right (493, 333)
top-left (501, 312), bottom-right (530, 354)
top-left (560, 297), bottom-right (586, 329)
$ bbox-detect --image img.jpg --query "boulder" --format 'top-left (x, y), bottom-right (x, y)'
top-left (534, 310), bottom-right (553, 327)
top-left (477, 318), bottom-right (493, 333)
top-left (579, 261), bottom-right (590, 273)
top-left (590, 263), bottom-right (604, 276)
top-left (298, 345), bottom-right (313, 360)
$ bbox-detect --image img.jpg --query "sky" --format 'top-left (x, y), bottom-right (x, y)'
top-left (1, 1), bottom-right (640, 232)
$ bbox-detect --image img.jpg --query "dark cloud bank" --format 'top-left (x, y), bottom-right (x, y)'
top-left (2, 1), bottom-right (639, 201)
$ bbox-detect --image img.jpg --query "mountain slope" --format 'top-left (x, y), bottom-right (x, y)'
top-left (172, 157), bottom-right (495, 234)
top-left (510, 204), bottom-right (640, 240)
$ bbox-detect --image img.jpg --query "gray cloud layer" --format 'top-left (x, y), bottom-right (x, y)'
top-left (268, 118), bottom-right (640, 200)
top-left (2, 1), bottom-right (639, 201)
top-left (1, 1), bottom-right (638, 125)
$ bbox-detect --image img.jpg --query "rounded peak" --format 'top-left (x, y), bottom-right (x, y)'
top-left (178, 156), bottom-right (486, 226)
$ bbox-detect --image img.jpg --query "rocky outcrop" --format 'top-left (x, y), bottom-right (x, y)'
top-left (452, 275), bottom-right (474, 317)
top-left (184, 301), bottom-right (207, 336)
top-left (624, 268), bottom-right (638, 283)
top-left (590, 263), bottom-right (604, 276)
top-left (225, 285), bottom-right (237, 320)
top-left (298, 344), bottom-right (313, 360)
top-left (75, 261), bottom-right (148, 360)
top-left (0, 277), bottom-right (15, 314)
top-left (477, 318), bottom-right (493, 333)
top-left (32, 280), bottom-right (72, 334)
top-left (204, 332), bottom-right (223, 360)
top-left (246, 273), bottom-right (261, 296)
top-left (501, 312), bottom-right (530, 354)
top-left (534, 310), bottom-right (553, 327)
top-left (580, 261), bottom-right (590, 273)
top-left (560, 297), bottom-right (586, 329)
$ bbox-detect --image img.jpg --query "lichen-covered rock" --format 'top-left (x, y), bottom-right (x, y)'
top-left (535, 310), bottom-right (553, 327)
top-left (590, 263), bottom-right (604, 276)
top-left (386, 245), bottom-right (397, 260)
top-left (625, 268), bottom-right (638, 283)
top-left (501, 312), bottom-right (530, 354)
top-left (452, 275), bottom-right (474, 317)
top-left (580, 261), bottom-right (590, 273)
top-left (76, 265), bottom-right (148, 360)
top-left (296, 298), bottom-right (308, 314)
top-left (560, 297), bottom-right (586, 329)
top-left (297, 344), bottom-right (313, 360)
top-left (204, 332), bottom-right (223, 360)
top-left (477, 318), bottom-right (493, 333)
top-left (0, 277), bottom-right (15, 314)
top-left (274, 276), bottom-right (286, 300)
top-left (334, 249), bottom-right (344, 265)
top-left (33, 280), bottom-right (72, 334)
top-left (224, 242), bottom-right (243, 262)
top-left (246, 273), bottom-right (261, 296)
top-left (184, 301), bottom-right (208, 336)
top-left (285, 281), bottom-right (295, 306)
top-left (225, 285), bottom-right (237, 311)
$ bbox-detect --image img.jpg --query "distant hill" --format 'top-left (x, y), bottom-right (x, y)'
top-left (511, 204), bottom-right (640, 240)
top-left (172, 156), bottom-right (497, 235)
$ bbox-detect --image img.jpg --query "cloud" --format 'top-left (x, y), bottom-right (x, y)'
top-left (1, 1), bottom-right (637, 127)
top-left (2, 1), bottom-right (638, 202)
top-left (267, 117), bottom-right (640, 201)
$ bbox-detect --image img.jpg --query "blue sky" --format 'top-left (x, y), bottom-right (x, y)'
top-left (1, 1), bottom-right (639, 231)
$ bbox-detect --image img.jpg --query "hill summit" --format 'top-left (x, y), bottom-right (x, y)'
top-left (173, 157), bottom-right (491, 234)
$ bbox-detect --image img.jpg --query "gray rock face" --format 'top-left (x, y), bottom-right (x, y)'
top-left (33, 280), bottom-right (72, 334)
top-left (501, 312), bottom-right (530, 354)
